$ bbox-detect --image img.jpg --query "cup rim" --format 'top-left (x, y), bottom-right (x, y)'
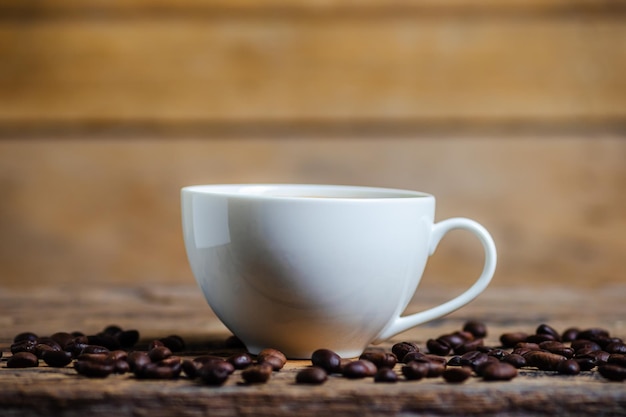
top-left (181, 183), bottom-right (434, 200)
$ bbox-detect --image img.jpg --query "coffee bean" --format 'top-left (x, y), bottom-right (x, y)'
top-left (439, 332), bottom-right (473, 351)
top-left (577, 328), bottom-right (610, 342)
top-left (526, 334), bottom-right (557, 344)
top-left (500, 332), bottom-right (529, 348)
top-left (598, 364), bottom-right (626, 382)
top-left (359, 351), bottom-right (397, 369)
top-left (425, 361), bottom-right (446, 378)
top-left (199, 361), bottom-right (234, 386)
top-left (523, 351), bottom-right (566, 371)
top-left (391, 342), bottom-right (419, 363)
top-left (296, 367), bottom-right (328, 384)
top-left (482, 362), bottom-right (518, 381)
top-left (311, 349), bottom-right (342, 374)
top-left (556, 359), bottom-right (581, 375)
top-left (374, 368), bottom-right (398, 383)
top-left (87, 334), bottom-right (120, 351)
top-left (536, 324), bottom-right (561, 342)
top-left (574, 357), bottom-right (597, 371)
top-left (464, 320), bottom-right (488, 339)
top-left (443, 366), bottom-right (472, 383)
top-left (11, 339), bottom-right (37, 355)
top-left (112, 360), bottom-right (130, 374)
top-left (76, 353), bottom-right (109, 363)
top-left (460, 351), bottom-right (489, 371)
top-left (401, 361), bottom-right (430, 381)
top-left (148, 346), bottom-right (172, 362)
top-left (182, 359), bottom-right (202, 378)
top-left (241, 364), bottom-right (273, 384)
top-left (227, 352), bottom-right (253, 370)
top-left (101, 325), bottom-right (123, 337)
top-left (34, 343), bottom-right (58, 359)
top-left (343, 360), bottom-right (377, 379)
top-left (127, 351), bottom-right (151, 372)
top-left (426, 339), bottom-right (451, 356)
top-left (561, 327), bottom-right (580, 342)
top-left (502, 353), bottom-right (527, 368)
top-left (475, 357), bottom-right (501, 377)
top-left (606, 342), bottom-right (626, 354)
top-left (257, 348), bottom-right (287, 371)
top-left (74, 360), bottom-right (114, 378)
top-left (41, 350), bottom-right (73, 367)
top-left (158, 335), bottom-right (185, 352)
top-left (107, 350), bottom-right (128, 361)
top-left (7, 352), bottom-right (39, 368)
top-left (225, 335), bottom-right (246, 349)
top-left (538, 341), bottom-right (574, 359)
top-left (81, 345), bottom-right (110, 355)
top-left (608, 354), bottom-right (626, 368)
top-left (13, 332), bottom-right (38, 343)
top-left (50, 332), bottom-right (74, 350)
top-left (117, 330), bottom-right (140, 348)
top-left (134, 362), bottom-right (181, 379)
top-left (487, 349), bottom-right (509, 360)
top-left (454, 339), bottom-right (484, 355)
top-left (571, 339), bottom-right (601, 353)
top-left (402, 351), bottom-right (427, 364)
top-left (447, 356), bottom-right (463, 366)
top-left (66, 336), bottom-right (90, 358)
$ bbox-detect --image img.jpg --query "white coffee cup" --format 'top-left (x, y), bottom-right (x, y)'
top-left (181, 184), bottom-right (496, 359)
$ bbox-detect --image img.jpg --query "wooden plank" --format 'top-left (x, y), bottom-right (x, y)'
top-left (0, 5), bottom-right (624, 126)
top-left (1, 284), bottom-right (625, 417)
top-left (0, 135), bottom-right (625, 289)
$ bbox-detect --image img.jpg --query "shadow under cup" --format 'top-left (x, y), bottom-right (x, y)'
top-left (181, 184), bottom-right (496, 359)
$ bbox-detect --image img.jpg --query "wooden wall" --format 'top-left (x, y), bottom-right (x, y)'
top-left (1, 1), bottom-right (625, 290)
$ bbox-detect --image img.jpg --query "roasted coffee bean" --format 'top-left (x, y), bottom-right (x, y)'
top-left (81, 345), bottom-right (110, 355)
top-left (158, 335), bottom-right (185, 352)
top-left (402, 351), bottom-right (427, 364)
top-left (460, 351), bottom-right (489, 371)
top-left (608, 354), bottom-right (626, 368)
top-left (443, 366), bottom-right (472, 383)
top-left (343, 360), bottom-right (377, 379)
top-left (7, 352), bottom-right (39, 368)
top-left (158, 356), bottom-right (183, 370)
top-left (447, 356), bottom-right (463, 366)
top-left (257, 348), bottom-right (287, 371)
top-left (11, 339), bottom-right (37, 354)
top-left (87, 334), bottom-right (120, 351)
top-left (66, 336), bottom-right (90, 358)
top-left (101, 325), bottom-right (123, 337)
top-left (311, 349), bottom-right (342, 374)
top-left (391, 342), bottom-right (419, 362)
top-left (134, 362), bottom-right (181, 379)
top-left (526, 334), bottom-right (557, 344)
top-left (427, 339), bottom-right (451, 356)
top-left (425, 361), bottom-right (446, 378)
top-left (574, 357), bottom-right (596, 371)
top-left (401, 361), bottom-right (430, 381)
top-left (571, 339), bottom-right (601, 353)
top-left (117, 330), bottom-right (140, 348)
top-left (227, 352), bottom-right (253, 370)
top-left (74, 360), bottom-right (114, 378)
top-left (296, 366), bottom-right (328, 384)
top-left (556, 359), bottom-right (581, 375)
top-left (487, 349), bottom-right (508, 360)
top-left (523, 351), bottom-right (566, 371)
top-left (50, 332), bottom-right (74, 350)
top-left (475, 357), bottom-right (501, 377)
top-left (76, 353), bottom-right (109, 363)
top-left (241, 363), bottom-right (273, 384)
top-left (424, 354), bottom-right (448, 365)
top-left (359, 351), bottom-right (397, 369)
top-left (225, 335), bottom-right (246, 349)
top-left (482, 362), bottom-right (518, 381)
top-left (148, 339), bottom-right (165, 350)
top-left (41, 350), bottom-right (73, 367)
top-left (464, 320), bottom-right (488, 339)
top-left (374, 368), bottom-right (398, 383)
top-left (577, 328), bottom-right (610, 342)
top-left (538, 341), bottom-right (574, 359)
top-left (182, 359), bottom-right (202, 378)
top-left (606, 342), bottom-right (626, 354)
top-left (598, 364), bottom-right (626, 382)
top-left (500, 332), bottom-right (529, 348)
top-left (199, 361), bottom-right (234, 386)
top-left (112, 360), bottom-right (130, 374)
top-left (107, 350), bottom-right (128, 361)
top-left (13, 332), bottom-right (38, 343)
top-left (148, 346), bottom-right (172, 362)
top-left (127, 351), bottom-right (151, 371)
top-left (34, 343), bottom-right (58, 359)
top-left (439, 332), bottom-right (473, 350)
top-left (454, 339), bottom-right (484, 355)
top-left (536, 324), bottom-right (561, 342)
top-left (562, 327), bottom-right (580, 342)
top-left (502, 353), bottom-right (527, 368)
top-left (515, 342), bottom-right (541, 351)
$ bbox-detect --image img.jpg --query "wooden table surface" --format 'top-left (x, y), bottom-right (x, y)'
top-left (1, 283), bottom-right (625, 417)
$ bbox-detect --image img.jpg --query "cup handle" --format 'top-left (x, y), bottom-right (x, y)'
top-left (373, 217), bottom-right (497, 343)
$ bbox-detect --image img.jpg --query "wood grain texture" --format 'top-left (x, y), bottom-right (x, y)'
top-left (0, 0), bottom-right (624, 126)
top-left (1, 284), bottom-right (625, 417)
top-left (0, 135), bottom-right (625, 289)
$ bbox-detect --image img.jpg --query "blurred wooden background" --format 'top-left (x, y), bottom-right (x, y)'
top-left (1, 0), bottom-right (625, 291)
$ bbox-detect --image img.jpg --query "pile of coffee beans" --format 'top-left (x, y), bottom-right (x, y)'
top-left (2, 321), bottom-right (625, 386)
